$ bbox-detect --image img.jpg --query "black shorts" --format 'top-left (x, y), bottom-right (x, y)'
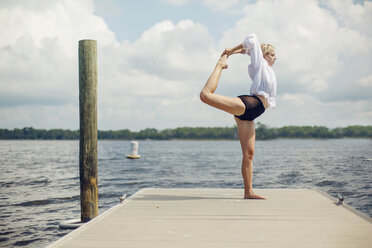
top-left (234, 95), bottom-right (265, 121)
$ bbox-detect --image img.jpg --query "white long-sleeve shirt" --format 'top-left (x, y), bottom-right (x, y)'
top-left (242, 34), bottom-right (277, 108)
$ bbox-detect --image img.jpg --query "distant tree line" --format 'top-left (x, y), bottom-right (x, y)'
top-left (0, 124), bottom-right (371, 140)
top-left (254, 123), bottom-right (372, 140)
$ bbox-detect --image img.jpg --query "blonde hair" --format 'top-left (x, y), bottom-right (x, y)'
top-left (260, 43), bottom-right (275, 55)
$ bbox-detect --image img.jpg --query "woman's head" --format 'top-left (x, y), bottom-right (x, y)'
top-left (261, 43), bottom-right (276, 67)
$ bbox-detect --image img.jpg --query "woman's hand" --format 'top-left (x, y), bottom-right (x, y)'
top-left (221, 48), bottom-right (234, 58)
top-left (221, 44), bottom-right (246, 58)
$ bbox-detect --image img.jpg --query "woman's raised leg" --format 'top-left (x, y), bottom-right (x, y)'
top-left (200, 55), bottom-right (245, 116)
top-left (235, 117), bottom-right (266, 199)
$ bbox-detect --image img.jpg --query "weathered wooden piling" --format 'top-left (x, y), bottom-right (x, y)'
top-left (79, 39), bottom-right (98, 222)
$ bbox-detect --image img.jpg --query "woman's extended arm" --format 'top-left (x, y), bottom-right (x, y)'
top-left (221, 44), bottom-right (246, 57)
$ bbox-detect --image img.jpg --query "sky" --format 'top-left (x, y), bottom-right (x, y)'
top-left (0, 0), bottom-right (371, 131)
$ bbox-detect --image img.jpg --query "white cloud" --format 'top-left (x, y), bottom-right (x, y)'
top-left (159, 0), bottom-right (245, 11)
top-left (0, 0), bottom-right (117, 111)
top-left (358, 74), bottom-right (372, 87)
top-left (201, 0), bottom-right (242, 10)
top-left (0, 0), bottom-right (117, 129)
top-left (320, 0), bottom-right (372, 36)
top-left (259, 93), bottom-right (372, 128)
top-left (220, 0), bottom-right (372, 101)
top-left (0, 104), bottom-right (78, 129)
top-left (0, 0), bottom-right (116, 56)
top-left (125, 20), bottom-right (216, 80)
top-left (0, 0), bottom-right (371, 130)
top-left (159, 0), bottom-right (189, 6)
top-left (95, 19), bottom-right (221, 130)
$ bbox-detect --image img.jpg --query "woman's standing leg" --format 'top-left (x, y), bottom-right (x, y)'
top-left (235, 117), bottom-right (266, 199)
top-left (200, 55), bottom-right (245, 116)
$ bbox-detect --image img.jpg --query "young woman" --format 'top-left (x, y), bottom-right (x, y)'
top-left (200, 34), bottom-right (277, 199)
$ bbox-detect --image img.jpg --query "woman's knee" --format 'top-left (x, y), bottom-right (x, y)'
top-left (242, 149), bottom-right (254, 161)
top-left (200, 89), bottom-right (212, 104)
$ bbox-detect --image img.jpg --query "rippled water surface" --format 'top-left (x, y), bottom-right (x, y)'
top-left (0, 139), bottom-right (371, 247)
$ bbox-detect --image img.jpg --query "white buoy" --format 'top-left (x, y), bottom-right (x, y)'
top-left (126, 141), bottom-right (141, 159)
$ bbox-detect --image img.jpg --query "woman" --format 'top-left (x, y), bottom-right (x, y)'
top-left (200, 34), bottom-right (277, 199)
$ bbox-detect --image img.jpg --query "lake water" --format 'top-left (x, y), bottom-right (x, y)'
top-left (0, 139), bottom-right (371, 247)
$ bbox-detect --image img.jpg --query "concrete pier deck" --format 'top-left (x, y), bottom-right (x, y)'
top-left (48, 188), bottom-right (372, 248)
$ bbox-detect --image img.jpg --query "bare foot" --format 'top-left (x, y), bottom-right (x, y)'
top-left (244, 192), bottom-right (267, 200)
top-left (217, 54), bottom-right (228, 69)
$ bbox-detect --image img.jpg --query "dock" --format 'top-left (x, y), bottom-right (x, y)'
top-left (48, 188), bottom-right (372, 248)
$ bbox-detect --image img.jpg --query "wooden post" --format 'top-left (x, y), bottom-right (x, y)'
top-left (79, 40), bottom-right (98, 222)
